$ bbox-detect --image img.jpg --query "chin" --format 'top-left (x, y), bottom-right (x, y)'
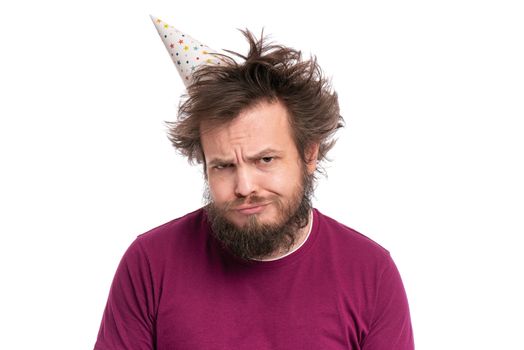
top-left (229, 209), bottom-right (279, 228)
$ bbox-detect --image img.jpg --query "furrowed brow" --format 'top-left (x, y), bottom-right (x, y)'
top-left (207, 157), bottom-right (234, 167)
top-left (207, 149), bottom-right (283, 167)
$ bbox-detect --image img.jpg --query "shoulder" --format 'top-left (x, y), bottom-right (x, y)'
top-left (314, 209), bottom-right (392, 267)
top-left (132, 207), bottom-right (208, 254)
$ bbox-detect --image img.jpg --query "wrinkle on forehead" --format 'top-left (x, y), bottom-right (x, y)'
top-left (200, 100), bottom-right (295, 162)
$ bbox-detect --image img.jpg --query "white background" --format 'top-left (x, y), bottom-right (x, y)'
top-left (1, 0), bottom-right (523, 348)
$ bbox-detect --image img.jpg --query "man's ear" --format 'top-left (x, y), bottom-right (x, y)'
top-left (305, 143), bottom-right (320, 174)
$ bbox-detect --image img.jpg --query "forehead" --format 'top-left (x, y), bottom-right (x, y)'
top-left (200, 100), bottom-right (296, 157)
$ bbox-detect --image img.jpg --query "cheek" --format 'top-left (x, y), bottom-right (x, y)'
top-left (264, 166), bottom-right (302, 194)
top-left (208, 175), bottom-right (233, 202)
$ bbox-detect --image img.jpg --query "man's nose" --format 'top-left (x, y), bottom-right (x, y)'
top-left (234, 166), bottom-right (257, 198)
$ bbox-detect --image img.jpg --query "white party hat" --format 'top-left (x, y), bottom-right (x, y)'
top-left (150, 15), bottom-right (222, 86)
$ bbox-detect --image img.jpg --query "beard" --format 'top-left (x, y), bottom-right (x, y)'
top-left (204, 168), bottom-right (314, 261)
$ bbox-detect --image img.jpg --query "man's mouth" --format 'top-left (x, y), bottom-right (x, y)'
top-left (234, 203), bottom-right (270, 215)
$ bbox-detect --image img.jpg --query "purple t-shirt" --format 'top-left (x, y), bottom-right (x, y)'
top-left (95, 208), bottom-right (414, 349)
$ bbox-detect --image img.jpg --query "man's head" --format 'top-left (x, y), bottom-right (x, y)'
top-left (201, 100), bottom-right (316, 259)
top-left (167, 30), bottom-right (343, 259)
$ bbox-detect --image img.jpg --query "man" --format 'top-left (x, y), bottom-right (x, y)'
top-left (94, 17), bottom-right (414, 349)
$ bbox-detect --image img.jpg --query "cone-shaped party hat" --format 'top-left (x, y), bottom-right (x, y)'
top-left (150, 15), bottom-right (222, 86)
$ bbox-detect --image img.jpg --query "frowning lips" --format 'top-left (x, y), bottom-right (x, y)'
top-left (234, 203), bottom-right (271, 214)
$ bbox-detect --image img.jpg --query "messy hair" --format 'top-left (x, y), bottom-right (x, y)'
top-left (167, 29), bottom-right (344, 176)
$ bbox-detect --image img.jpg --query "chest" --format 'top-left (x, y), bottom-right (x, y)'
top-left (154, 263), bottom-right (365, 350)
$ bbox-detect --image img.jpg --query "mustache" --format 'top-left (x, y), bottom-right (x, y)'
top-left (223, 195), bottom-right (277, 211)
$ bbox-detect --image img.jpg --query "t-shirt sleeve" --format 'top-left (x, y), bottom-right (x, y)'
top-left (94, 238), bottom-right (156, 350)
top-left (362, 253), bottom-right (415, 350)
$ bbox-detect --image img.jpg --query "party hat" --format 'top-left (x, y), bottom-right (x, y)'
top-left (150, 15), bottom-right (222, 86)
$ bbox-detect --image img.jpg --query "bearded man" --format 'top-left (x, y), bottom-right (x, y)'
top-left (94, 17), bottom-right (414, 350)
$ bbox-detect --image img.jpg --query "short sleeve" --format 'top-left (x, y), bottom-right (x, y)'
top-left (362, 254), bottom-right (414, 350)
top-left (94, 238), bottom-right (156, 350)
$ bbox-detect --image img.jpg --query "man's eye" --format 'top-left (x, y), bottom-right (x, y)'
top-left (215, 164), bottom-right (233, 170)
top-left (260, 157), bottom-right (274, 164)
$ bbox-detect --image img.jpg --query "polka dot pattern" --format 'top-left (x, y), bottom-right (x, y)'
top-left (150, 15), bottom-right (221, 86)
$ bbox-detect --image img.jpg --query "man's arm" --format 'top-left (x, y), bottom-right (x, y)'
top-left (94, 239), bottom-right (155, 350)
top-left (362, 254), bottom-right (414, 350)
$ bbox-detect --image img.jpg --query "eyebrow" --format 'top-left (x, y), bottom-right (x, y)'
top-left (207, 148), bottom-right (283, 167)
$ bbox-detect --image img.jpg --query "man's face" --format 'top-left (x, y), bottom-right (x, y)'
top-left (201, 100), bottom-right (318, 259)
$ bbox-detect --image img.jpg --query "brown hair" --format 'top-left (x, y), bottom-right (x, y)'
top-left (167, 29), bottom-right (344, 176)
